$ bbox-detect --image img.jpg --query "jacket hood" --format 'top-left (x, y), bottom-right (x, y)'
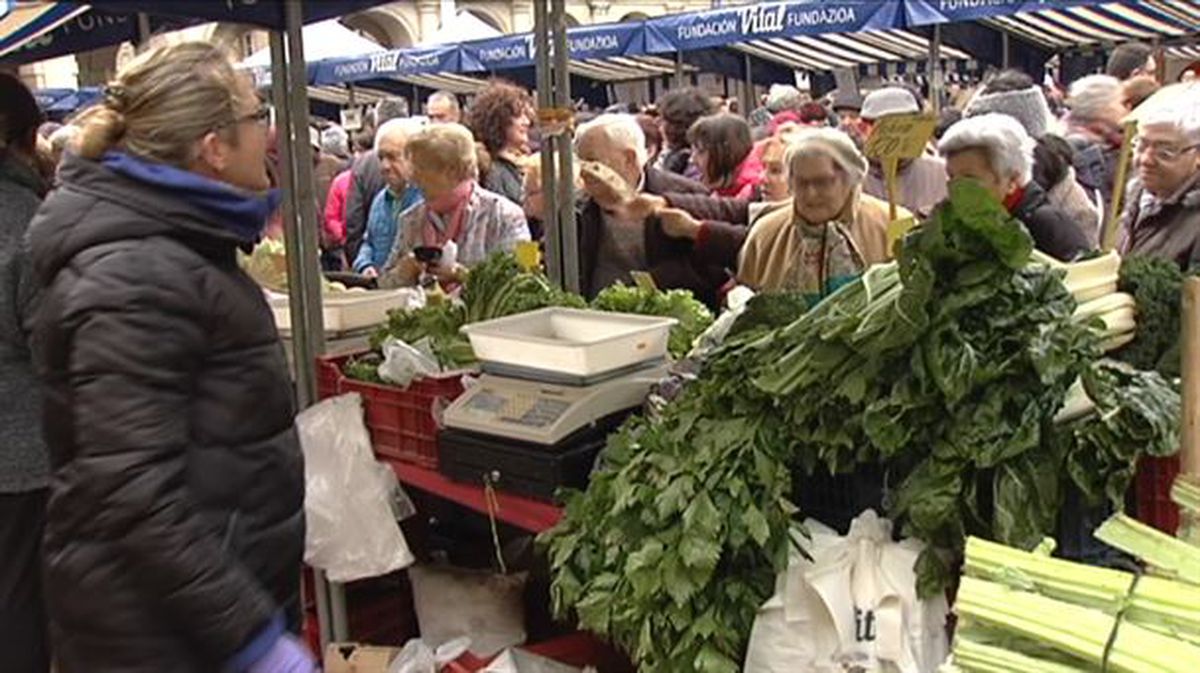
top-left (31, 153), bottom-right (271, 283)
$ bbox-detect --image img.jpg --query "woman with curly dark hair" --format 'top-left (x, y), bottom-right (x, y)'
top-left (466, 80), bottom-right (532, 206)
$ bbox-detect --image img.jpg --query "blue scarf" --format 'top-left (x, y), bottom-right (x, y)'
top-left (102, 152), bottom-right (282, 244)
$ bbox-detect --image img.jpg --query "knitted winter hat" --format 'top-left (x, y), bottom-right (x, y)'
top-left (964, 86), bottom-right (1052, 139)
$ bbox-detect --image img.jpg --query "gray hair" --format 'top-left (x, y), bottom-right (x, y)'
top-left (786, 127), bottom-right (867, 186)
top-left (1067, 75), bottom-right (1123, 123)
top-left (574, 113), bottom-right (648, 166)
top-left (938, 113), bottom-right (1034, 185)
top-left (320, 125), bottom-right (349, 158)
top-left (428, 90), bottom-right (459, 111)
top-left (1138, 99), bottom-right (1200, 146)
top-left (766, 84), bottom-right (805, 113)
top-left (374, 117), bottom-right (427, 153)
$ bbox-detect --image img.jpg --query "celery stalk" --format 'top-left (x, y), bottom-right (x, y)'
top-left (1095, 513), bottom-right (1200, 585)
top-left (950, 635), bottom-right (1090, 673)
top-left (955, 576), bottom-right (1200, 672)
top-left (963, 537), bottom-right (1200, 644)
top-left (1173, 475), bottom-right (1200, 546)
top-left (1173, 475), bottom-right (1200, 516)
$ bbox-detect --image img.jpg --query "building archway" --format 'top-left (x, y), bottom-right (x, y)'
top-left (619, 11), bottom-right (651, 22)
top-left (342, 8), bottom-right (417, 48)
top-left (462, 7), bottom-right (509, 34)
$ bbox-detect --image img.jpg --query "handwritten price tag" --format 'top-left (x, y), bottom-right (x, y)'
top-left (865, 113), bottom-right (937, 160)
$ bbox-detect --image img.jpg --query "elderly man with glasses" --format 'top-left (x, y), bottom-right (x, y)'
top-left (1119, 105), bottom-right (1200, 270)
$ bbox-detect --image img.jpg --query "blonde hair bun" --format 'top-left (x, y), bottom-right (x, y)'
top-left (77, 106), bottom-right (127, 160)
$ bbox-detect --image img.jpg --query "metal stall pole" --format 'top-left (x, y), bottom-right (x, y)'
top-left (552, 0), bottom-right (579, 294)
top-left (741, 52), bottom-right (754, 122)
top-left (675, 50), bottom-right (685, 89)
top-left (535, 0), bottom-right (562, 286)
top-left (271, 0), bottom-right (337, 649)
top-left (928, 24), bottom-right (943, 115)
top-left (1001, 29), bottom-right (1011, 69)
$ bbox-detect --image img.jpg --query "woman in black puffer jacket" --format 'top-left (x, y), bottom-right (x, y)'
top-left (28, 43), bottom-right (312, 673)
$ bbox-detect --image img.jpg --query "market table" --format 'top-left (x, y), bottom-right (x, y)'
top-left (388, 460), bottom-right (564, 533)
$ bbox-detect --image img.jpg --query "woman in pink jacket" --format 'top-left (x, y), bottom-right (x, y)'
top-left (322, 169), bottom-right (353, 269)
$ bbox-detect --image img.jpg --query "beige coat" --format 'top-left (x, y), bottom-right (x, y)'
top-left (738, 191), bottom-right (904, 290)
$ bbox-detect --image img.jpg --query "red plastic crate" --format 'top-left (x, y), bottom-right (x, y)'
top-left (315, 353), bottom-right (466, 468)
top-left (1135, 455), bottom-right (1181, 535)
top-left (316, 356), bottom-right (343, 400)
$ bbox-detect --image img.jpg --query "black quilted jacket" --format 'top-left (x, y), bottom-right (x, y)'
top-left (27, 155), bottom-right (304, 673)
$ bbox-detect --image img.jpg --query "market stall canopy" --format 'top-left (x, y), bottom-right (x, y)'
top-left (0, 0), bottom-right (393, 62)
top-left (35, 85), bottom-right (100, 116)
top-left (240, 19), bottom-right (383, 68)
top-left (906, 0), bottom-right (1200, 50)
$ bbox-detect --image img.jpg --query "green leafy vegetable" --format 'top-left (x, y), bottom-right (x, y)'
top-left (545, 180), bottom-right (1181, 669)
top-left (591, 284), bottom-right (714, 358)
top-left (1114, 255), bottom-right (1194, 376)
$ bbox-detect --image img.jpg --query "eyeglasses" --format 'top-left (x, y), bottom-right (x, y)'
top-left (214, 105), bottom-right (271, 131)
top-left (1134, 139), bottom-right (1199, 162)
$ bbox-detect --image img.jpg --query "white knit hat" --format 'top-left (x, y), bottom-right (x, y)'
top-left (964, 86), bottom-right (1052, 139)
top-left (861, 87), bottom-right (920, 120)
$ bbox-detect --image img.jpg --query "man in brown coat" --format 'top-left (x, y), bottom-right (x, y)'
top-left (1119, 106), bottom-right (1200, 270)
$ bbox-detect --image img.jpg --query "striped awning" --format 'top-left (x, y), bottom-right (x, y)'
top-left (730, 28), bottom-right (974, 75)
top-left (0, 1), bottom-right (87, 59)
top-left (981, 1), bottom-right (1200, 50)
top-left (569, 55), bottom-right (694, 82)
top-left (1168, 44), bottom-right (1200, 61)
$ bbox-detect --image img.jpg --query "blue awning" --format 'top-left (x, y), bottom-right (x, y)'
top-left (913, 1), bottom-right (1200, 49)
top-left (0, 0), bottom-right (88, 59)
top-left (1, 1), bottom-right (396, 63)
top-left (643, 1), bottom-right (905, 53)
top-left (313, 44), bottom-right (462, 86)
top-left (460, 21), bottom-right (645, 72)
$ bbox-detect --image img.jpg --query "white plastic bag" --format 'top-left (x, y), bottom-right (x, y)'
top-left (482, 649), bottom-right (589, 673)
top-left (299, 393), bottom-right (415, 582)
top-left (378, 336), bottom-right (442, 387)
top-left (744, 510), bottom-right (950, 673)
top-left (387, 637), bottom-right (471, 673)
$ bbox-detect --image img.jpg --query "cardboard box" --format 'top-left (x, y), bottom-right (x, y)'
top-left (324, 642), bottom-right (402, 673)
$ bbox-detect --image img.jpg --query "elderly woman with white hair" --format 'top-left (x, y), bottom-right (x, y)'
top-left (1065, 74), bottom-right (1127, 209)
top-left (378, 123), bottom-right (530, 288)
top-left (647, 128), bottom-right (901, 298)
top-left (1118, 104), bottom-right (1200, 269)
top-left (940, 113), bottom-right (1092, 261)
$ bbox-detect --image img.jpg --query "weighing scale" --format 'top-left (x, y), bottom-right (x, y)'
top-left (442, 359), bottom-right (670, 446)
top-left (438, 308), bottom-right (676, 501)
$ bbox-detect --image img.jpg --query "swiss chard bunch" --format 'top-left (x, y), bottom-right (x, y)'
top-left (591, 284), bottom-right (714, 358)
top-left (546, 180), bottom-right (1152, 670)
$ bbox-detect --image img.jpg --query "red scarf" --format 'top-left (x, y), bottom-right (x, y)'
top-left (1003, 185), bottom-right (1026, 213)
